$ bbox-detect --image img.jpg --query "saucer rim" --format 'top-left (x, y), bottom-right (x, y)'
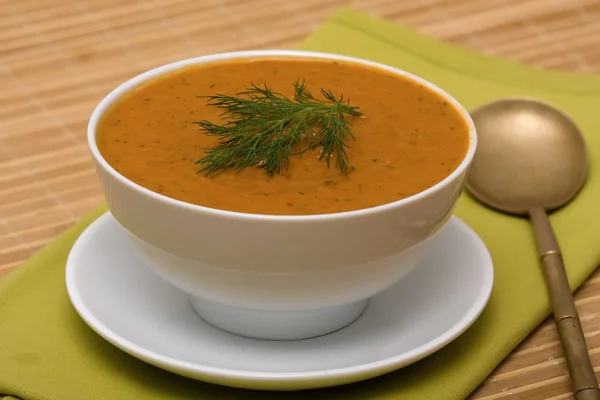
top-left (66, 212), bottom-right (494, 388)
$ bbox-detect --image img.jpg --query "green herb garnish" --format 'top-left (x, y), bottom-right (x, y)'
top-left (193, 79), bottom-right (362, 177)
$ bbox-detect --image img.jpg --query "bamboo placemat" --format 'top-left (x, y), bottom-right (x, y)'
top-left (2, 0), bottom-right (600, 398)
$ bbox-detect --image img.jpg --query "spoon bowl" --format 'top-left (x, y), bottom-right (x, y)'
top-left (466, 97), bottom-right (588, 214)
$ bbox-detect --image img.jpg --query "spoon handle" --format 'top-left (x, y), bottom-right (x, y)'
top-left (529, 207), bottom-right (599, 399)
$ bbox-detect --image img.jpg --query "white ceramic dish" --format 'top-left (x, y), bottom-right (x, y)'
top-left (66, 212), bottom-right (493, 391)
top-left (87, 50), bottom-right (478, 340)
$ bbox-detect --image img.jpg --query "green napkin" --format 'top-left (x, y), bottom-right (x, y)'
top-left (2, 8), bottom-right (600, 400)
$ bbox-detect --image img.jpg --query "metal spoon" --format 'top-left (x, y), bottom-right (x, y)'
top-left (465, 98), bottom-right (599, 400)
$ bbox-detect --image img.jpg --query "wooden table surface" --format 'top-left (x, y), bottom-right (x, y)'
top-left (3, 0), bottom-right (600, 398)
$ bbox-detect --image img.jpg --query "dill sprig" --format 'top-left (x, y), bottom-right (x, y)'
top-left (193, 79), bottom-right (362, 177)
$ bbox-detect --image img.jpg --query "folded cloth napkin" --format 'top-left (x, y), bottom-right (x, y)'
top-left (2, 7), bottom-right (600, 400)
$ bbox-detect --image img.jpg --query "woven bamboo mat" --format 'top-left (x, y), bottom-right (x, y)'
top-left (2, 0), bottom-right (600, 398)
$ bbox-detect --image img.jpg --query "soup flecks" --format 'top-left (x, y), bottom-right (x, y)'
top-left (97, 57), bottom-right (469, 215)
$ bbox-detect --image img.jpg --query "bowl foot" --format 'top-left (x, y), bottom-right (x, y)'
top-left (189, 296), bottom-right (369, 341)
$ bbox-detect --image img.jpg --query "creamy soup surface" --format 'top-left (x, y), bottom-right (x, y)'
top-left (97, 57), bottom-right (470, 215)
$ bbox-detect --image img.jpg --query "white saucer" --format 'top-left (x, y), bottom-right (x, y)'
top-left (66, 212), bottom-right (493, 391)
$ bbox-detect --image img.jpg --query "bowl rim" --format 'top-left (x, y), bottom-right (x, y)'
top-left (88, 49), bottom-right (477, 221)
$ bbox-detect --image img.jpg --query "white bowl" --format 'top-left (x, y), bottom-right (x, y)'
top-left (87, 50), bottom-right (477, 341)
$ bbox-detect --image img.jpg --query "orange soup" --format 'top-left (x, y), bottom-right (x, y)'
top-left (96, 57), bottom-right (470, 215)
